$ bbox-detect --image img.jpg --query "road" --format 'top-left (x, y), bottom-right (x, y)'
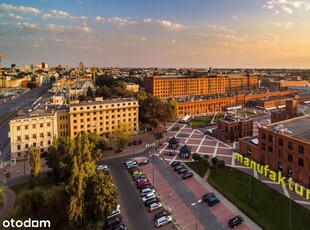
top-left (0, 83), bottom-right (52, 162)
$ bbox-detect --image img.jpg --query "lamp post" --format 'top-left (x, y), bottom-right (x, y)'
top-left (191, 196), bottom-right (202, 230)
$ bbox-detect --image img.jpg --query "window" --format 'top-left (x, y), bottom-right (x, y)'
top-left (268, 146), bottom-right (273, 153)
top-left (47, 123), bottom-right (50, 127)
top-left (288, 141), bottom-right (293, 150)
top-left (262, 143), bottom-right (266, 151)
top-left (288, 153), bottom-right (293, 162)
top-left (17, 145), bottom-right (21, 150)
top-left (278, 138), bottom-right (283, 146)
top-left (262, 132), bottom-right (266, 140)
top-left (268, 135), bottom-right (273, 142)
top-left (40, 123), bottom-right (43, 128)
top-left (25, 135), bottom-right (29, 140)
top-left (32, 124), bottom-right (36, 128)
top-left (17, 136), bottom-right (21, 141)
top-left (47, 132), bottom-right (51, 137)
top-left (17, 126), bottom-right (20, 131)
top-left (40, 133), bottom-right (44, 138)
top-left (278, 150), bottom-right (283, 158)
top-left (298, 145), bottom-right (304, 154)
top-left (33, 134), bottom-right (36, 139)
top-left (25, 125), bottom-right (28, 130)
top-left (298, 158), bottom-right (304, 167)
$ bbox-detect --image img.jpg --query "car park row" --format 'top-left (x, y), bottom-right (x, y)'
top-left (123, 158), bottom-right (174, 228)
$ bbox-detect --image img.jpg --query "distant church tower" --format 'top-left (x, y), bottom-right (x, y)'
top-left (79, 61), bottom-right (84, 72)
top-left (92, 64), bottom-right (97, 86)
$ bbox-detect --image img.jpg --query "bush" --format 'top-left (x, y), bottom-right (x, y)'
top-left (201, 158), bottom-right (209, 167)
top-left (218, 160), bottom-right (225, 169)
top-left (203, 155), bottom-right (209, 160)
top-left (192, 153), bottom-right (202, 161)
top-left (211, 157), bottom-right (219, 166)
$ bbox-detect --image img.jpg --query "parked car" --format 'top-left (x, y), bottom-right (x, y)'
top-left (97, 165), bottom-right (107, 171)
top-left (144, 197), bottom-right (160, 207)
top-left (107, 204), bottom-right (121, 219)
top-left (139, 185), bottom-right (153, 191)
top-left (137, 180), bottom-right (152, 189)
top-left (138, 159), bottom-right (149, 166)
top-left (154, 210), bottom-right (170, 220)
top-left (207, 196), bottom-right (220, 207)
top-left (228, 215), bottom-right (244, 228)
top-left (174, 165), bottom-right (185, 171)
top-left (142, 192), bottom-right (156, 202)
top-left (106, 215), bottom-right (122, 228)
top-left (149, 202), bottom-right (163, 212)
top-left (141, 188), bottom-right (156, 197)
top-left (132, 171), bottom-right (144, 177)
top-left (111, 223), bottom-right (127, 230)
top-left (202, 192), bottom-right (215, 202)
top-left (123, 158), bottom-right (134, 165)
top-left (182, 172), bottom-right (193, 179)
top-left (133, 175), bottom-right (146, 182)
top-left (154, 215), bottom-right (172, 228)
top-left (171, 161), bottom-right (181, 167)
top-left (177, 167), bottom-right (188, 174)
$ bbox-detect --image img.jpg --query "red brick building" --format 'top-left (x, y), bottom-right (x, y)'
top-left (240, 115), bottom-right (310, 188)
top-left (212, 116), bottom-right (253, 142)
top-left (271, 98), bottom-right (298, 123)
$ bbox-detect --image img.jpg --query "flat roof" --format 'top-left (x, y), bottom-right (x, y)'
top-left (261, 96), bottom-right (293, 102)
top-left (70, 98), bottom-right (138, 107)
top-left (266, 114), bottom-right (310, 141)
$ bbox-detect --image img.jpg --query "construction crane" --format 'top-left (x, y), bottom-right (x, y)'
top-left (0, 55), bottom-right (9, 92)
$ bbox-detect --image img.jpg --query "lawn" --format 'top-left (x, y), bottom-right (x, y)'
top-left (207, 167), bottom-right (310, 230)
top-left (186, 161), bottom-right (208, 177)
top-left (189, 116), bottom-right (213, 127)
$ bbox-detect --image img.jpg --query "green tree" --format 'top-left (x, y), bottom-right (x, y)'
top-left (192, 153), bottom-right (202, 161)
top-left (86, 86), bottom-right (94, 99)
top-left (66, 157), bottom-right (87, 229)
top-left (218, 160), bottom-right (225, 169)
top-left (110, 123), bottom-right (132, 151)
top-left (211, 157), bottom-right (219, 167)
top-left (29, 146), bottom-right (42, 189)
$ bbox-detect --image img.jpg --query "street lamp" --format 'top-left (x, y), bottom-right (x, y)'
top-left (191, 196), bottom-right (202, 230)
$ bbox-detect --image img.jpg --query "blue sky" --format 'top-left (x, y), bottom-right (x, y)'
top-left (1, 0), bottom-right (310, 68)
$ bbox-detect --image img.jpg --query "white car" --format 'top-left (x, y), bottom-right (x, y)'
top-left (107, 204), bottom-right (121, 219)
top-left (154, 214), bottom-right (172, 227)
top-left (97, 165), bottom-right (107, 170)
top-left (142, 192), bottom-right (156, 202)
top-left (149, 202), bottom-right (163, 212)
top-left (141, 188), bottom-right (156, 197)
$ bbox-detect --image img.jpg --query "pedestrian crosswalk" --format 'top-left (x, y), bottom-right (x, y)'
top-left (146, 142), bottom-right (156, 148)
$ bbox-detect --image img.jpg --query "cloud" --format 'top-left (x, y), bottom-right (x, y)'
top-left (262, 0), bottom-right (309, 14)
top-left (42, 14), bottom-right (53, 19)
top-left (50, 9), bottom-right (70, 18)
top-left (9, 13), bottom-right (23, 20)
top-left (17, 22), bottom-right (37, 29)
top-left (171, 40), bottom-right (176, 44)
top-left (0, 3), bottom-right (41, 14)
top-left (141, 37), bottom-right (146, 41)
top-left (207, 24), bottom-right (234, 33)
top-left (143, 18), bottom-right (185, 31)
top-left (46, 23), bottom-right (92, 34)
top-left (232, 16), bottom-right (238, 20)
top-left (107, 17), bottom-right (137, 27)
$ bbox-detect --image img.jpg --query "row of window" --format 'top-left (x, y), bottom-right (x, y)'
top-left (16, 123), bottom-right (51, 130)
top-left (16, 132), bottom-right (52, 141)
top-left (72, 111), bottom-right (136, 118)
top-left (262, 132), bottom-right (305, 154)
top-left (71, 102), bottom-right (137, 111)
top-left (16, 140), bottom-right (51, 150)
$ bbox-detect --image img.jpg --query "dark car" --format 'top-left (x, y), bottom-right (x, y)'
top-left (138, 159), bottom-right (149, 166)
top-left (207, 196), bottom-right (220, 207)
top-left (154, 210), bottom-right (170, 220)
top-left (182, 172), bottom-right (193, 179)
top-left (228, 215), bottom-right (244, 228)
top-left (171, 161), bottom-right (181, 167)
top-left (177, 168), bottom-right (188, 174)
top-left (106, 215), bottom-right (122, 228)
top-left (202, 192), bottom-right (215, 202)
top-left (144, 197), bottom-right (160, 207)
top-left (174, 165), bottom-right (185, 171)
top-left (111, 223), bottom-right (127, 230)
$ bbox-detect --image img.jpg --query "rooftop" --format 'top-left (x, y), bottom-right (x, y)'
top-left (261, 96), bottom-right (293, 102)
top-left (69, 97), bottom-right (138, 107)
top-left (265, 114), bottom-right (310, 142)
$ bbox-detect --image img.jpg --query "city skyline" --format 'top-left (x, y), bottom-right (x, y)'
top-left (1, 0), bottom-right (310, 68)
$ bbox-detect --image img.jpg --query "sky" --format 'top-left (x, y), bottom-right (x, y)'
top-left (1, 0), bottom-right (310, 68)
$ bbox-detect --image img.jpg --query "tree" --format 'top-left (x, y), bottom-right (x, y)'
top-left (192, 153), bottom-right (202, 161)
top-left (66, 157), bottom-right (87, 229)
top-left (218, 160), bottom-right (225, 169)
top-left (29, 146), bottom-right (42, 189)
top-left (110, 123), bottom-right (132, 151)
top-left (86, 86), bottom-right (94, 99)
top-left (211, 157), bottom-right (219, 167)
